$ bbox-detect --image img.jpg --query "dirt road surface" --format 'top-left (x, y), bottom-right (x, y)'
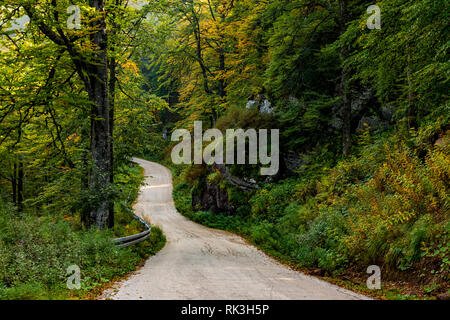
top-left (101, 158), bottom-right (368, 300)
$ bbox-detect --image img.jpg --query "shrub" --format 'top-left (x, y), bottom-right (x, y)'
top-left (249, 181), bottom-right (298, 221)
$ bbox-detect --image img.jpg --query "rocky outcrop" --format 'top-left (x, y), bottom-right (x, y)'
top-left (215, 164), bottom-right (260, 191)
top-left (191, 164), bottom-right (260, 215)
top-left (192, 174), bottom-right (233, 215)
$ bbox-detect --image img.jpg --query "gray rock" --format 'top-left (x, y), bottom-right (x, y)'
top-left (192, 173), bottom-right (234, 215)
top-left (357, 116), bottom-right (390, 132)
top-left (351, 89), bottom-right (373, 113)
top-left (381, 104), bottom-right (396, 121)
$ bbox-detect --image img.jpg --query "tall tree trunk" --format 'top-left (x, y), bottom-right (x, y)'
top-left (339, 0), bottom-right (351, 157)
top-left (218, 50), bottom-right (225, 99)
top-left (218, 11), bottom-right (226, 100)
top-left (12, 161), bottom-right (17, 204)
top-left (17, 159), bottom-right (24, 212)
top-left (87, 0), bottom-right (112, 229)
top-left (81, 143), bottom-right (90, 226)
top-left (108, 57), bottom-right (116, 229)
top-left (214, 46), bottom-right (225, 127)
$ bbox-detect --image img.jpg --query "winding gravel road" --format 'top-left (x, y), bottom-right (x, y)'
top-left (101, 158), bottom-right (368, 300)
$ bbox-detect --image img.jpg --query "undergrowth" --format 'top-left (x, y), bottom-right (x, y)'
top-left (0, 161), bottom-right (165, 300)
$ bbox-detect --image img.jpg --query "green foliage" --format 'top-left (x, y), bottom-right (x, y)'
top-left (0, 205), bottom-right (130, 299)
top-left (249, 181), bottom-right (297, 221)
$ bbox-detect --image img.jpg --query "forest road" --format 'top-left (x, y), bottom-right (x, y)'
top-left (101, 158), bottom-right (369, 300)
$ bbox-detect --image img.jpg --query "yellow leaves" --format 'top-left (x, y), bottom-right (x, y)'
top-left (119, 60), bottom-right (141, 77)
top-left (67, 133), bottom-right (81, 143)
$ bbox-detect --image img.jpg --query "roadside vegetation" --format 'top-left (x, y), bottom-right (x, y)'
top-left (0, 163), bottom-right (165, 300)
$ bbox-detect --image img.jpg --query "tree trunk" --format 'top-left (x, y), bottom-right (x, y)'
top-left (86, 0), bottom-right (112, 230)
top-left (218, 50), bottom-right (225, 99)
top-left (213, 48), bottom-right (225, 127)
top-left (108, 57), bottom-right (116, 229)
top-left (81, 143), bottom-right (90, 226)
top-left (191, 8), bottom-right (211, 97)
top-left (341, 69), bottom-right (351, 157)
top-left (218, 11), bottom-right (226, 100)
top-left (17, 159), bottom-right (24, 212)
top-left (12, 161), bottom-right (17, 204)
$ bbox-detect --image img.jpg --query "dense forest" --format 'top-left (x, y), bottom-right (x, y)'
top-left (0, 0), bottom-right (448, 299)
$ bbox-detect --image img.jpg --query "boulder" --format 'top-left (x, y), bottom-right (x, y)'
top-left (192, 174), bottom-right (233, 215)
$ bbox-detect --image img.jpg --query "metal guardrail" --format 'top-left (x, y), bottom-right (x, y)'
top-left (113, 196), bottom-right (151, 248)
